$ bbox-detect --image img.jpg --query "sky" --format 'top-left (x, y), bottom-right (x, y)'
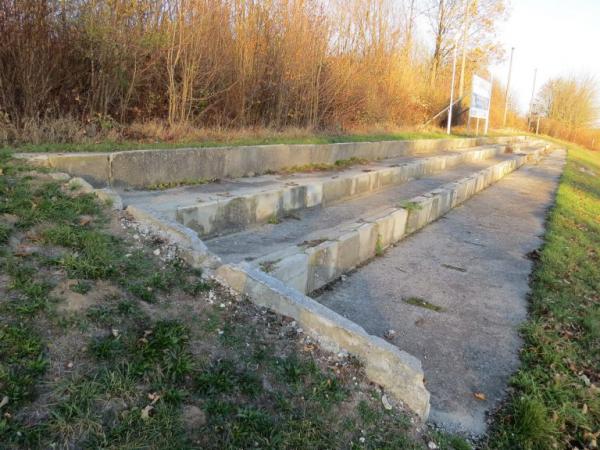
top-left (492, 0), bottom-right (600, 113)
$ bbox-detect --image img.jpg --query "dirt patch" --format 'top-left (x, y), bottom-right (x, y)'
top-left (182, 404), bottom-right (207, 430)
top-left (53, 279), bottom-right (122, 313)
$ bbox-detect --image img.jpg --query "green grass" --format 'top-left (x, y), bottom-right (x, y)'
top-left (147, 178), bottom-right (215, 190)
top-left (375, 234), bottom-right (385, 257)
top-left (486, 142), bottom-right (600, 449)
top-left (403, 296), bottom-right (445, 313)
top-left (2, 149), bottom-right (462, 449)
top-left (0, 323), bottom-right (47, 408)
top-left (400, 200), bottom-right (424, 212)
top-left (267, 213), bottom-right (281, 225)
top-left (5, 130), bottom-right (460, 153)
top-left (280, 156), bottom-right (371, 174)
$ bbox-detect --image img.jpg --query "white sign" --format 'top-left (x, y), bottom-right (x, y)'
top-left (470, 75), bottom-right (492, 120)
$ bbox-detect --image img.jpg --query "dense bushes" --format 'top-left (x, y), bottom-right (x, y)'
top-left (0, 0), bottom-right (510, 144)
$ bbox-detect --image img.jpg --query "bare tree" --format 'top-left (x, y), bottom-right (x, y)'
top-left (538, 75), bottom-right (598, 129)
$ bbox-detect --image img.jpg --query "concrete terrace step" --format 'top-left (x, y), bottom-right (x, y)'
top-left (174, 144), bottom-right (509, 237)
top-left (205, 144), bottom-right (545, 263)
top-left (209, 145), bottom-right (551, 294)
top-left (110, 136), bottom-right (553, 421)
top-left (17, 135), bottom-right (529, 188)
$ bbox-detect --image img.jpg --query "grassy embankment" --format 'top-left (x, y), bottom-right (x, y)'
top-left (487, 142), bottom-right (599, 449)
top-left (0, 151), bottom-right (471, 449)
top-left (4, 129), bottom-right (473, 153)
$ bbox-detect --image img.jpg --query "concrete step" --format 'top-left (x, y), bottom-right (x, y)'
top-left (174, 144), bottom-right (514, 237)
top-left (112, 135), bottom-right (552, 422)
top-left (207, 145), bottom-right (550, 293)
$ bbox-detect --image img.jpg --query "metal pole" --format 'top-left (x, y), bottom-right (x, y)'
top-left (484, 74), bottom-right (493, 135)
top-left (458, 0), bottom-right (471, 99)
top-left (447, 40), bottom-right (459, 135)
top-left (502, 47), bottom-right (515, 128)
top-left (527, 68), bottom-right (538, 128)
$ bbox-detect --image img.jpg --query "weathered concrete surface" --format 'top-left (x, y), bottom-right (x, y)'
top-left (205, 149), bottom-right (543, 266)
top-left (245, 148), bottom-right (549, 294)
top-left (314, 149), bottom-right (566, 435)
top-left (176, 145), bottom-right (507, 237)
top-left (16, 153), bottom-right (111, 186)
top-left (122, 144), bottom-right (505, 229)
top-left (125, 205), bottom-right (220, 269)
top-left (214, 262), bottom-right (431, 419)
top-left (15, 136), bottom-right (529, 188)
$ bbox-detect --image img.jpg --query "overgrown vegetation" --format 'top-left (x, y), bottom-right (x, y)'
top-left (400, 201), bottom-right (424, 212)
top-left (8, 128), bottom-right (459, 154)
top-left (0, 152), bottom-right (471, 449)
top-left (486, 143), bottom-right (600, 449)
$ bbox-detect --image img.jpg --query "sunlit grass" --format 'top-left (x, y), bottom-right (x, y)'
top-left (7, 129), bottom-right (467, 153)
top-left (487, 142), bottom-right (600, 449)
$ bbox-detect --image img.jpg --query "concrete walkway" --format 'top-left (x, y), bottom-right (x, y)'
top-left (315, 149), bottom-right (566, 435)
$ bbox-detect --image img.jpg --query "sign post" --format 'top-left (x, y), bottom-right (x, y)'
top-left (446, 41), bottom-right (459, 135)
top-left (469, 75), bottom-right (492, 135)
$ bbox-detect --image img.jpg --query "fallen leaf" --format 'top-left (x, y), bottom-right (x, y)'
top-left (473, 392), bottom-right (486, 401)
top-left (141, 405), bottom-right (153, 420)
top-left (303, 343), bottom-right (316, 352)
top-left (0, 396), bottom-right (9, 409)
top-left (79, 215), bottom-right (93, 226)
top-left (148, 392), bottom-right (161, 405)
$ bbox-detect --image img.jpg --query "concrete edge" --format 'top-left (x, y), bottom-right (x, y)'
top-left (214, 262), bottom-right (431, 419)
top-left (253, 145), bottom-right (554, 294)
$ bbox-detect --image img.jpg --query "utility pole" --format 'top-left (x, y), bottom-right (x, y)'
top-left (484, 74), bottom-right (493, 135)
top-left (502, 47), bottom-right (515, 128)
top-left (458, 0), bottom-right (471, 99)
top-left (404, 0), bottom-right (416, 61)
top-left (447, 39), bottom-right (459, 135)
top-left (527, 68), bottom-right (538, 129)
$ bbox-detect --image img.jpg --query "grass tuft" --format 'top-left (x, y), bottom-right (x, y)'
top-left (403, 296), bottom-right (444, 313)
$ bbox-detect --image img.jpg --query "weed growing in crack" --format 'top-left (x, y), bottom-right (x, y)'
top-left (399, 200), bottom-right (423, 211)
top-left (403, 296), bottom-right (444, 312)
top-left (375, 234), bottom-right (384, 256)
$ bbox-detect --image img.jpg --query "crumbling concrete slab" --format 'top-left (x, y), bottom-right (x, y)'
top-left (71, 136), bottom-right (557, 425)
top-left (314, 149), bottom-right (566, 435)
